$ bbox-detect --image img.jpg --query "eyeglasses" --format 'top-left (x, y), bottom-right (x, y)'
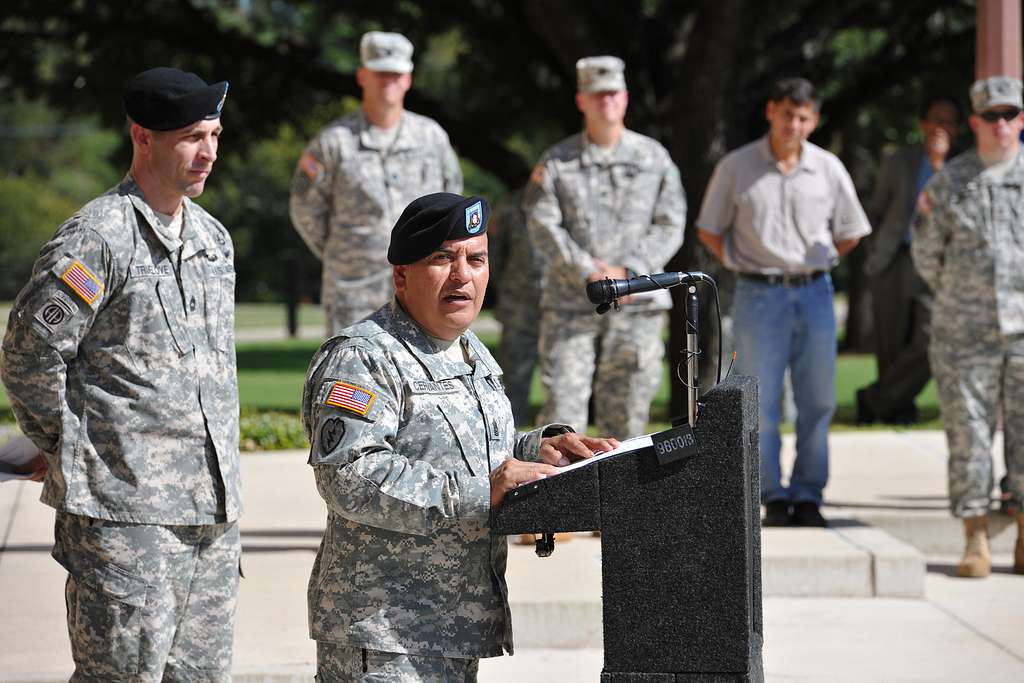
top-left (978, 108), bottom-right (1022, 123)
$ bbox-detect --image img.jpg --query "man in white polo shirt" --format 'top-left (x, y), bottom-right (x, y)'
top-left (696, 77), bottom-right (871, 528)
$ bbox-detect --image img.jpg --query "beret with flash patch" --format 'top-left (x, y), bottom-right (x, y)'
top-left (124, 67), bottom-right (228, 131)
top-left (387, 193), bottom-right (490, 265)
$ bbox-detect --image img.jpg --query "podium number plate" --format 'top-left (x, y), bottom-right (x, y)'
top-left (653, 424), bottom-right (699, 466)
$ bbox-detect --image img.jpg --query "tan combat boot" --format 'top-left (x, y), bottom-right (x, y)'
top-left (1014, 513), bottom-right (1024, 575)
top-left (957, 515), bottom-right (992, 578)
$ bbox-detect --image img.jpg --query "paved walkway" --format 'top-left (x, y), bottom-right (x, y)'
top-left (2, 431), bottom-right (1022, 681)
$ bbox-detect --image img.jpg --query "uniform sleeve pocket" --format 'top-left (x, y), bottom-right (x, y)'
top-left (70, 564), bottom-right (148, 675)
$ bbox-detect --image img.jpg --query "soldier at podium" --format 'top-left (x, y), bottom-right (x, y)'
top-left (300, 192), bottom-right (617, 681)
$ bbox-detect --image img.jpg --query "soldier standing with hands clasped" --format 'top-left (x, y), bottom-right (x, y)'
top-left (290, 31), bottom-right (463, 335)
top-left (1, 67), bottom-right (242, 681)
top-left (302, 192), bottom-right (617, 681)
top-left (913, 76), bottom-right (1024, 578)
top-left (525, 56), bottom-right (686, 439)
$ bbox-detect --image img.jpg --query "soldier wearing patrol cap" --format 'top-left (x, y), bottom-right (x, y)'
top-left (290, 31), bottom-right (463, 336)
top-left (1, 66), bottom-right (241, 680)
top-left (524, 55), bottom-right (686, 439)
top-left (913, 75), bottom-right (1024, 578)
top-left (302, 192), bottom-right (616, 680)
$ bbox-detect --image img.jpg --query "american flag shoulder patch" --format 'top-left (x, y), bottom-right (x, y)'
top-left (61, 260), bottom-right (104, 304)
top-left (299, 152), bottom-right (323, 180)
top-left (324, 380), bottom-right (376, 416)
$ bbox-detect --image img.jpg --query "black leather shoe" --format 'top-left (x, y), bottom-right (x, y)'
top-left (792, 502), bottom-right (827, 527)
top-left (855, 388), bottom-right (876, 425)
top-left (762, 501), bottom-right (791, 527)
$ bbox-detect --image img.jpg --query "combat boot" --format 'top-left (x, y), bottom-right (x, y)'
top-left (1014, 512), bottom-right (1024, 575)
top-left (957, 515), bottom-right (992, 579)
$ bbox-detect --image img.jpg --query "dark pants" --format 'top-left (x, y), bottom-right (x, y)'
top-left (862, 247), bottom-right (932, 421)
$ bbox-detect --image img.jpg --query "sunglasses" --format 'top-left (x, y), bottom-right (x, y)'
top-left (978, 108), bottom-right (1021, 123)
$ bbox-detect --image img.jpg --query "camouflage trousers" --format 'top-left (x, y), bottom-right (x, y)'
top-left (930, 336), bottom-right (1024, 518)
top-left (497, 318), bottom-right (539, 426)
top-left (315, 642), bottom-right (479, 682)
top-left (53, 512), bottom-right (241, 682)
top-left (324, 272), bottom-right (393, 336)
top-left (538, 308), bottom-right (665, 438)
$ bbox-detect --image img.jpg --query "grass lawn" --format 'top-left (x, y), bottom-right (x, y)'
top-left (0, 302), bottom-right (943, 436)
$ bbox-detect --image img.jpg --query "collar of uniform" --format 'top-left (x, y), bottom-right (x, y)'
top-left (757, 135), bottom-right (819, 174)
top-left (358, 111), bottom-right (410, 151)
top-left (387, 300), bottom-right (472, 381)
top-left (122, 176), bottom-right (185, 253)
top-left (580, 130), bottom-right (637, 168)
top-left (179, 202), bottom-right (220, 261)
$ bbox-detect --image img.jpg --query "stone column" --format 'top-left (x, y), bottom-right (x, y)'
top-left (976, 0), bottom-right (1022, 79)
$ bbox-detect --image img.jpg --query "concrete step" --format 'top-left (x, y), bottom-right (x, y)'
top-left (840, 508), bottom-right (1019, 555)
top-left (505, 527), bottom-right (925, 649)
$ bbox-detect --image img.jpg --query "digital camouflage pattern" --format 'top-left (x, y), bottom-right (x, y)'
top-left (1, 176), bottom-right (241, 525)
top-left (315, 642), bottom-right (479, 682)
top-left (289, 111), bottom-right (463, 334)
top-left (913, 148), bottom-right (1024, 517)
top-left (524, 129), bottom-right (685, 313)
top-left (538, 308), bottom-right (665, 438)
top-left (54, 512), bottom-right (240, 682)
top-left (524, 130), bottom-right (685, 435)
top-left (302, 301), bottom-right (554, 659)
top-left (488, 189), bottom-right (541, 425)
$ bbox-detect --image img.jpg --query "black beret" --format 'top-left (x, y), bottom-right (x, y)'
top-left (124, 67), bottom-right (228, 131)
top-left (387, 193), bottom-right (490, 265)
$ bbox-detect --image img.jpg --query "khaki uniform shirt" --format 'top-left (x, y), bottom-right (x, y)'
top-left (697, 137), bottom-right (871, 273)
top-left (524, 130), bottom-right (686, 312)
top-left (302, 302), bottom-right (558, 657)
top-left (913, 148), bottom-right (1024, 345)
top-left (1, 177), bottom-right (240, 524)
top-left (289, 110), bottom-right (463, 308)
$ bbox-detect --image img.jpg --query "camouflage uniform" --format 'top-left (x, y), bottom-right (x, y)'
top-left (316, 643), bottom-right (478, 683)
top-left (289, 111), bottom-right (463, 334)
top-left (0, 176), bottom-right (241, 681)
top-left (913, 149), bottom-right (1024, 518)
top-left (489, 189), bottom-right (542, 425)
top-left (302, 302), bottom-right (560, 675)
top-left (525, 130), bottom-right (686, 436)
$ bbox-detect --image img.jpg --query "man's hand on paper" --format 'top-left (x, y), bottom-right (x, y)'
top-left (539, 433), bottom-right (620, 467)
top-left (490, 459), bottom-right (560, 508)
top-left (16, 454), bottom-right (48, 482)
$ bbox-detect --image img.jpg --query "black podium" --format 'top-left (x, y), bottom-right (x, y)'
top-left (492, 375), bottom-right (763, 682)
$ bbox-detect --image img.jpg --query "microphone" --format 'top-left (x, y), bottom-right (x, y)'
top-left (585, 271), bottom-right (712, 306)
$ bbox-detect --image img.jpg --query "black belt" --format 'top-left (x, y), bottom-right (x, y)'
top-left (740, 271), bottom-right (826, 287)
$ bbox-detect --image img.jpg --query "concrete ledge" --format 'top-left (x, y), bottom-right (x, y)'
top-left (504, 525), bottom-right (927, 648)
top-left (846, 509), bottom-right (1018, 555)
top-left (833, 525), bottom-right (925, 597)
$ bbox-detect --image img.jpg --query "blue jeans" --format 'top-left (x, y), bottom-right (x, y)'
top-left (733, 274), bottom-right (836, 505)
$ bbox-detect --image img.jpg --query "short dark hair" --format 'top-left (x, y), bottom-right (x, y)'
top-left (919, 95), bottom-right (962, 122)
top-left (768, 78), bottom-right (818, 108)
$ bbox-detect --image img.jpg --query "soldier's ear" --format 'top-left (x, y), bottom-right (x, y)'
top-left (393, 265), bottom-right (407, 295)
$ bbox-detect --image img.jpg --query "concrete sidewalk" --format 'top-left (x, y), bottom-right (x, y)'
top-left (2, 431), bottom-right (1023, 681)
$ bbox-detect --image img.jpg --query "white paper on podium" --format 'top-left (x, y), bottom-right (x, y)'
top-left (549, 433), bottom-right (653, 477)
top-left (0, 435), bottom-right (42, 482)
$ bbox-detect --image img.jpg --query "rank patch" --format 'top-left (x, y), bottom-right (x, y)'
top-left (465, 201), bottom-right (483, 234)
top-left (319, 417), bottom-right (346, 454)
top-left (299, 152), bottom-right (323, 180)
top-left (325, 381), bottom-right (376, 416)
top-left (61, 260), bottom-right (103, 304)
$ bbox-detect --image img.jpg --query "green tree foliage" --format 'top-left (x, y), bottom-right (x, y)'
top-left (0, 0), bottom-right (979, 405)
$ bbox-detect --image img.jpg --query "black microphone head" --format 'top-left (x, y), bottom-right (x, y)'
top-left (586, 279), bottom-right (613, 305)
